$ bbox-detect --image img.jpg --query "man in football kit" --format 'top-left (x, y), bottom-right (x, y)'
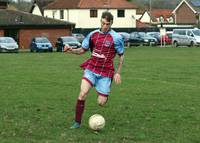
top-left (64, 11), bottom-right (124, 129)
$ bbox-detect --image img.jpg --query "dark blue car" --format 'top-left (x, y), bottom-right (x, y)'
top-left (30, 37), bottom-right (53, 52)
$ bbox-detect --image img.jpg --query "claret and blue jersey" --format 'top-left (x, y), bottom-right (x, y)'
top-left (81, 29), bottom-right (124, 78)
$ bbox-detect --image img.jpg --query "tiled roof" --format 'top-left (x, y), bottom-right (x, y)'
top-left (45, 0), bottom-right (80, 9)
top-left (136, 20), bottom-right (151, 28)
top-left (149, 9), bottom-right (173, 22)
top-left (0, 9), bottom-right (75, 27)
top-left (45, 0), bottom-right (137, 9)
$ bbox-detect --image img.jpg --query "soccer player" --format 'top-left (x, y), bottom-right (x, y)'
top-left (64, 11), bottom-right (124, 129)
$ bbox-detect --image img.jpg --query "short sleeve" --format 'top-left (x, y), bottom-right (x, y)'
top-left (82, 30), bottom-right (98, 50)
top-left (110, 30), bottom-right (124, 55)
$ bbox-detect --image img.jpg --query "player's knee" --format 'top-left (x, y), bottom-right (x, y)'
top-left (79, 90), bottom-right (88, 100)
top-left (97, 99), bottom-right (106, 106)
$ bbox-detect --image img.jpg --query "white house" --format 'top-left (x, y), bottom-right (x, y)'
top-left (30, 1), bottom-right (42, 16)
top-left (43, 0), bottom-right (137, 29)
top-left (139, 9), bottom-right (174, 24)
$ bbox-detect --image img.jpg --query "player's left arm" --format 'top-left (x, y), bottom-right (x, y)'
top-left (64, 46), bottom-right (86, 55)
top-left (114, 54), bottom-right (124, 84)
top-left (113, 32), bottom-right (124, 84)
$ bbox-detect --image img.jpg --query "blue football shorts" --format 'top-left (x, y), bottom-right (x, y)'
top-left (82, 69), bottom-right (111, 96)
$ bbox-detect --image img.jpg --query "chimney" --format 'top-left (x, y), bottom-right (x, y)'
top-left (0, 1), bottom-right (9, 9)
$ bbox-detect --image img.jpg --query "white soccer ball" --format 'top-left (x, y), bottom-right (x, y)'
top-left (88, 114), bottom-right (105, 131)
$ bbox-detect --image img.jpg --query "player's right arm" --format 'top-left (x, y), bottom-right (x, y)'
top-left (64, 30), bottom-right (97, 55)
top-left (64, 46), bottom-right (86, 55)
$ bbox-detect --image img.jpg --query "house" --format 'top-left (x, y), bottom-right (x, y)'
top-left (136, 20), bottom-right (151, 28)
top-left (139, 9), bottom-right (174, 25)
top-left (172, 0), bottom-right (200, 25)
top-left (136, 8), bottom-right (145, 20)
top-left (30, 0), bottom-right (54, 16)
top-left (30, 0), bottom-right (43, 16)
top-left (0, 1), bottom-right (75, 49)
top-left (43, 0), bottom-right (137, 30)
top-left (0, 0), bottom-right (9, 9)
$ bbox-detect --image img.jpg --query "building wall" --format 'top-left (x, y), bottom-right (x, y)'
top-left (0, 30), bottom-right (4, 36)
top-left (44, 9), bottom-right (137, 28)
top-left (176, 3), bottom-right (196, 24)
top-left (139, 12), bottom-right (151, 23)
top-left (32, 5), bottom-right (43, 16)
top-left (19, 28), bottom-right (71, 49)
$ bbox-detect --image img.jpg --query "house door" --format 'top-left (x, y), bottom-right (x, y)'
top-left (4, 29), bottom-right (19, 43)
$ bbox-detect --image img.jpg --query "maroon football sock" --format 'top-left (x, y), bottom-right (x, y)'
top-left (75, 99), bottom-right (85, 124)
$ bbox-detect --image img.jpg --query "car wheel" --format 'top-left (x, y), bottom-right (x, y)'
top-left (15, 49), bottom-right (19, 53)
top-left (173, 41), bottom-right (178, 47)
top-left (49, 48), bottom-right (53, 52)
top-left (190, 41), bottom-right (194, 47)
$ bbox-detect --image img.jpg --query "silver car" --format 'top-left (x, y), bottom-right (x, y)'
top-left (0, 37), bottom-right (18, 53)
top-left (172, 29), bottom-right (200, 47)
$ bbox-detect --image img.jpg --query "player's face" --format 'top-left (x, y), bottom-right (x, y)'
top-left (100, 18), bottom-right (112, 33)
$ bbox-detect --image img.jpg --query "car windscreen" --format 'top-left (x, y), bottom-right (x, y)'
top-left (138, 33), bottom-right (146, 37)
top-left (0, 38), bottom-right (15, 43)
top-left (62, 37), bottom-right (78, 42)
top-left (139, 33), bottom-right (152, 38)
top-left (167, 33), bottom-right (172, 39)
top-left (192, 30), bottom-right (200, 36)
top-left (35, 38), bottom-right (49, 43)
top-left (73, 34), bottom-right (84, 38)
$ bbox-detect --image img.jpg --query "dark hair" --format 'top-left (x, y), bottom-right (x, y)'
top-left (101, 11), bottom-right (113, 22)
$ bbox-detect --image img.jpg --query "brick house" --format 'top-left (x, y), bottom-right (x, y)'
top-left (172, 0), bottom-right (200, 25)
top-left (0, 2), bottom-right (75, 49)
top-left (0, 0), bottom-right (8, 9)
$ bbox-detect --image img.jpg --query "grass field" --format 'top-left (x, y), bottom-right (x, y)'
top-left (0, 47), bottom-right (200, 143)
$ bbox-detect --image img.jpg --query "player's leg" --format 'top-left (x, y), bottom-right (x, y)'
top-left (71, 70), bottom-right (94, 129)
top-left (96, 76), bottom-right (111, 106)
top-left (97, 95), bottom-right (108, 106)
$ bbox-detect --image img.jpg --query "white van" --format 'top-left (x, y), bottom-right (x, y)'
top-left (172, 29), bottom-right (200, 47)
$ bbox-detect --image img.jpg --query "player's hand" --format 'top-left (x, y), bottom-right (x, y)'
top-left (114, 73), bottom-right (121, 84)
top-left (63, 45), bottom-right (72, 53)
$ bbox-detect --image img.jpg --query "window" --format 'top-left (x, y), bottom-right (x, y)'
top-left (117, 10), bottom-right (125, 17)
top-left (60, 10), bottom-right (64, 19)
top-left (168, 17), bottom-right (174, 23)
top-left (159, 16), bottom-right (164, 23)
top-left (187, 30), bottom-right (193, 37)
top-left (90, 10), bottom-right (97, 18)
top-left (52, 10), bottom-right (56, 18)
top-left (174, 30), bottom-right (186, 35)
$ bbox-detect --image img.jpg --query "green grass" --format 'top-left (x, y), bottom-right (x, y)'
top-left (0, 47), bottom-right (200, 143)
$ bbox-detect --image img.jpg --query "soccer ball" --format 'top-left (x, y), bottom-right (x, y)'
top-left (88, 114), bottom-right (105, 131)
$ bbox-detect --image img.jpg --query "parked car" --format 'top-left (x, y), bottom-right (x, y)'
top-left (118, 32), bottom-right (130, 47)
top-left (147, 32), bottom-right (161, 44)
top-left (129, 32), bottom-right (158, 46)
top-left (0, 37), bottom-right (18, 53)
top-left (161, 31), bottom-right (172, 45)
top-left (72, 33), bottom-right (85, 43)
top-left (172, 29), bottom-right (200, 47)
top-left (30, 37), bottom-right (53, 52)
top-left (56, 36), bottom-right (81, 52)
